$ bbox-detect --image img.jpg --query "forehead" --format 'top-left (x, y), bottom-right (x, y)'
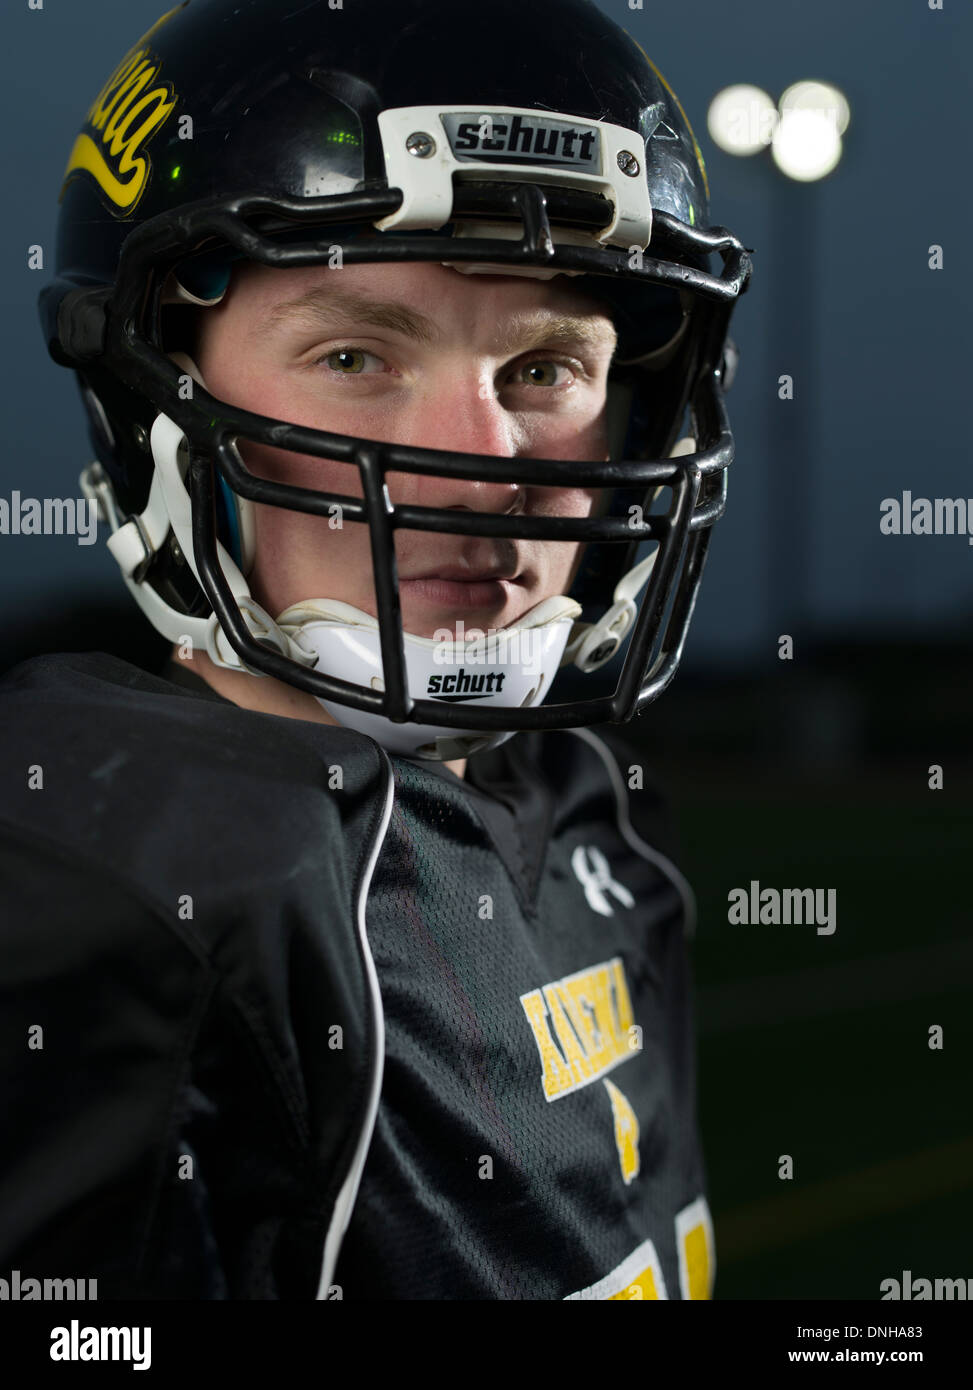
top-left (226, 258), bottom-right (613, 321)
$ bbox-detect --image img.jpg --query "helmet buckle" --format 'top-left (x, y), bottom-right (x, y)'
top-left (573, 598), bottom-right (636, 673)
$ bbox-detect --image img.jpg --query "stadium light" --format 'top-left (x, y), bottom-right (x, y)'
top-left (708, 79), bottom-right (849, 182)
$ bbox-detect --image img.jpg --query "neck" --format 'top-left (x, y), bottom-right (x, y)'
top-left (172, 645), bottom-right (469, 779)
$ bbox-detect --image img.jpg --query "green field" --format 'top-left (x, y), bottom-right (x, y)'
top-left (662, 772), bottom-right (971, 1299)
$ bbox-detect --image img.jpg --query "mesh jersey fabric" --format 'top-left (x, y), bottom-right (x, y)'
top-left (0, 649), bottom-right (711, 1299)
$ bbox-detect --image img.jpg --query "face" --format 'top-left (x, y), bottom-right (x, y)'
top-left (193, 259), bottom-right (617, 639)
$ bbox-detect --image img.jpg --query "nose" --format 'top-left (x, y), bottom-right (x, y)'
top-left (391, 367), bottom-right (526, 515)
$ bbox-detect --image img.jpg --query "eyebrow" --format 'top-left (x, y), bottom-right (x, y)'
top-left (264, 285), bottom-right (617, 355)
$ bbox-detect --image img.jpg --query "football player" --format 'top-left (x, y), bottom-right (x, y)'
top-left (0, 0), bottom-right (750, 1299)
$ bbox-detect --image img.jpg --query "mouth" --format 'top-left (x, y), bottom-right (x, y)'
top-left (399, 571), bottom-right (524, 611)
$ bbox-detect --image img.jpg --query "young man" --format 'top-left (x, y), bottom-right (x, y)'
top-left (0, 0), bottom-right (751, 1299)
top-left (173, 256), bottom-right (619, 782)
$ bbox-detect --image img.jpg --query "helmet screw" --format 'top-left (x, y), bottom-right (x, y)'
top-left (406, 132), bottom-right (436, 159)
top-left (617, 150), bottom-right (640, 177)
top-left (133, 424), bottom-right (149, 450)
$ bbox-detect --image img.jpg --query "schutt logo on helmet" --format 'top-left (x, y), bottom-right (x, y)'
top-left (443, 113), bottom-right (601, 169)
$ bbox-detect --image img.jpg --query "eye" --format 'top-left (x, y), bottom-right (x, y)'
top-left (515, 360), bottom-right (573, 388)
top-left (319, 348), bottom-right (385, 375)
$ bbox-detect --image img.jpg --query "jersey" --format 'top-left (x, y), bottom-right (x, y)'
top-left (0, 650), bottom-right (713, 1300)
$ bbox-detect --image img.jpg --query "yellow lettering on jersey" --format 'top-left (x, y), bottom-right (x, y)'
top-left (519, 956), bottom-right (641, 1103)
top-left (543, 984), bottom-right (595, 1088)
top-left (603, 1078), bottom-right (640, 1184)
top-left (519, 990), bottom-right (575, 1101)
top-left (611, 1267), bottom-right (659, 1299)
top-left (675, 1196), bottom-right (716, 1299)
top-left (563, 1238), bottom-right (667, 1300)
top-left (559, 971), bottom-right (618, 1073)
top-left (609, 956), bottom-right (636, 1036)
top-left (63, 46), bottom-right (177, 212)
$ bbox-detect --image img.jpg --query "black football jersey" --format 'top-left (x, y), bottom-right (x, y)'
top-left (0, 651), bottom-right (712, 1300)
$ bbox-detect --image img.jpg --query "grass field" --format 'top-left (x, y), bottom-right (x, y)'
top-left (655, 766), bottom-right (972, 1299)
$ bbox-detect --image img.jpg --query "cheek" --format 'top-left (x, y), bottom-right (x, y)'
top-left (526, 487), bottom-right (596, 588)
top-left (241, 443), bottom-right (372, 597)
top-left (529, 485), bottom-right (597, 520)
top-left (518, 390), bottom-right (610, 455)
top-left (240, 439), bottom-right (364, 496)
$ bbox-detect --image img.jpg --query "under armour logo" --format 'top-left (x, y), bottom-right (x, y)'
top-left (570, 845), bottom-right (634, 917)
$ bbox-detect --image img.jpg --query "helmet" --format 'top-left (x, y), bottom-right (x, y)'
top-left (40, 0), bottom-right (752, 761)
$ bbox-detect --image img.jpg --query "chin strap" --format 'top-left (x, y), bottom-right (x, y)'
top-left (561, 549), bottom-right (659, 674)
top-left (276, 593), bottom-right (583, 760)
top-left (81, 414), bottom-right (315, 674)
top-left (82, 409), bottom-right (694, 760)
top-left (559, 432), bottom-right (696, 675)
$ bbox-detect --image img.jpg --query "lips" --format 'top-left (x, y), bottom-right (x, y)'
top-left (403, 565), bottom-right (521, 583)
top-left (399, 568), bottom-right (521, 611)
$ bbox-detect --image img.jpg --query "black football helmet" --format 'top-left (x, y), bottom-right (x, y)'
top-left (40, 0), bottom-right (752, 760)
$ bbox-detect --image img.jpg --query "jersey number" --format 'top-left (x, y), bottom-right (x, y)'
top-left (563, 1197), bottom-right (715, 1300)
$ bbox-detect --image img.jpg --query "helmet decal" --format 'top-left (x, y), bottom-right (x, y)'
top-left (61, 44), bottom-right (178, 215)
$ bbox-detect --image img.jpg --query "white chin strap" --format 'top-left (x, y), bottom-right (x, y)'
top-left (83, 408), bottom-right (688, 762)
top-left (277, 596), bottom-right (580, 761)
